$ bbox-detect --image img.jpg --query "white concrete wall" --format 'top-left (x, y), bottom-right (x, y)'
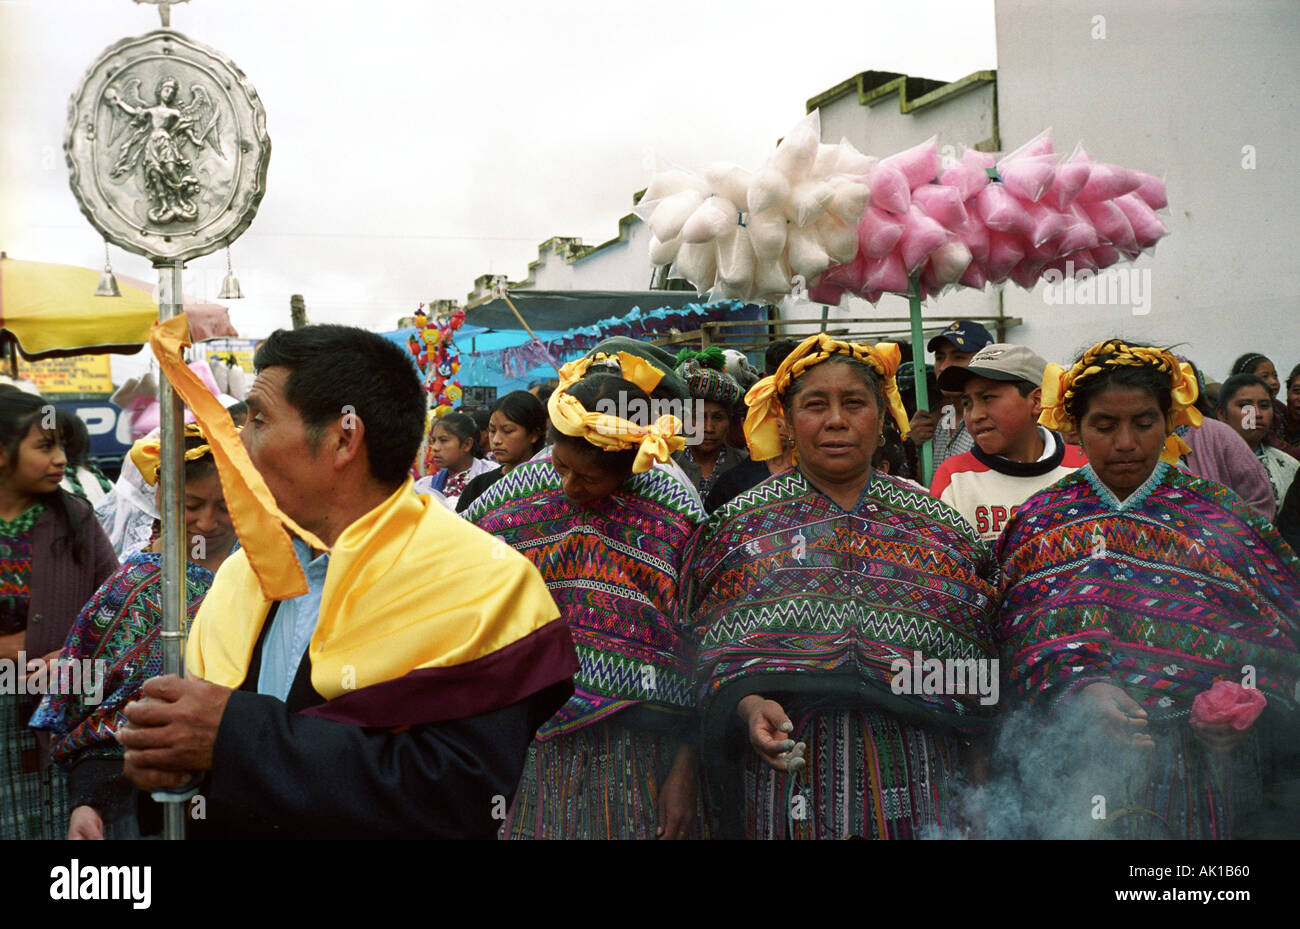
top-left (994, 0), bottom-right (1300, 381)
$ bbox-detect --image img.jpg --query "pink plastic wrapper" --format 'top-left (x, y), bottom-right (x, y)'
top-left (899, 206), bottom-right (949, 274)
top-left (1132, 171), bottom-right (1168, 211)
top-left (1115, 192), bottom-right (1169, 249)
top-left (1075, 162), bottom-right (1141, 202)
top-left (1191, 681), bottom-right (1267, 731)
top-left (868, 163), bottom-right (911, 215)
top-left (822, 254), bottom-right (869, 291)
top-left (998, 153), bottom-right (1059, 203)
top-left (1055, 204), bottom-right (1100, 253)
top-left (986, 231), bottom-right (1025, 282)
top-left (1068, 248), bottom-right (1098, 274)
top-left (1044, 155), bottom-right (1092, 210)
top-left (962, 148), bottom-right (996, 171)
top-left (954, 214), bottom-right (990, 263)
top-left (807, 279), bottom-right (845, 306)
top-left (959, 260), bottom-right (988, 290)
top-left (882, 137), bottom-right (940, 190)
top-left (1009, 257), bottom-right (1047, 290)
top-left (921, 263), bottom-right (944, 296)
top-left (977, 184), bottom-right (1033, 235)
top-left (911, 183), bottom-right (968, 229)
top-left (862, 289), bottom-right (883, 305)
top-left (1024, 199), bottom-right (1069, 247)
top-left (1091, 245), bottom-right (1122, 269)
top-left (857, 206), bottom-right (905, 259)
top-left (863, 251), bottom-right (909, 294)
top-left (1007, 128), bottom-right (1055, 158)
top-left (938, 163), bottom-right (989, 202)
top-left (1081, 200), bottom-right (1135, 250)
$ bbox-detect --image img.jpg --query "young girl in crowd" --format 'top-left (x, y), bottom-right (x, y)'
top-left (455, 391), bottom-right (546, 514)
top-left (1231, 353), bottom-right (1300, 460)
top-left (1218, 373), bottom-right (1300, 515)
top-left (0, 390), bottom-right (116, 839)
top-left (415, 411), bottom-right (494, 508)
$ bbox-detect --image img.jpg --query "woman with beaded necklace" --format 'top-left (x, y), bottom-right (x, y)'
top-left (998, 339), bottom-right (1300, 839)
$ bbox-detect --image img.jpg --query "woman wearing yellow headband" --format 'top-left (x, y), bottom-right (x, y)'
top-left (998, 339), bottom-right (1300, 839)
top-left (30, 424), bottom-right (237, 841)
top-left (466, 364), bottom-right (709, 839)
top-left (687, 333), bottom-right (1000, 840)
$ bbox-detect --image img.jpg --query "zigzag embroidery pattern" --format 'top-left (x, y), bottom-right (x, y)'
top-left (998, 467), bottom-right (1300, 710)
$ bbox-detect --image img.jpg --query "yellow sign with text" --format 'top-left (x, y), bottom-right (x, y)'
top-left (15, 354), bottom-right (114, 395)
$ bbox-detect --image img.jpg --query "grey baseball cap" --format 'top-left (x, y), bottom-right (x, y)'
top-left (937, 343), bottom-right (1047, 393)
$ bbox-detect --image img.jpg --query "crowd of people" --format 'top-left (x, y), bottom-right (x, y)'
top-left (0, 318), bottom-right (1296, 841)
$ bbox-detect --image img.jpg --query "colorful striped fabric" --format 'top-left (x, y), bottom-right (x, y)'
top-left (0, 503), bottom-right (44, 635)
top-left (500, 720), bottom-right (707, 839)
top-left (688, 468), bottom-right (1000, 726)
top-left (467, 451), bottom-right (704, 739)
top-left (996, 461), bottom-right (1300, 840)
top-left (29, 552), bottom-right (214, 768)
top-left (685, 467), bottom-right (999, 838)
top-left (740, 703), bottom-right (963, 840)
top-left (996, 462), bottom-right (1300, 712)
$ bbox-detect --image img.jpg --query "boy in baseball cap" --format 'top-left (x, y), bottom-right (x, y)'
top-left (929, 343), bottom-right (1087, 541)
top-left (908, 320), bottom-right (995, 475)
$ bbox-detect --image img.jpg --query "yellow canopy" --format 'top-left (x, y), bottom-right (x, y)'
top-left (0, 255), bottom-right (157, 359)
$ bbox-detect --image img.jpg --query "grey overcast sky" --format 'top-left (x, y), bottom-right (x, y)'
top-left (1, 0), bottom-right (996, 349)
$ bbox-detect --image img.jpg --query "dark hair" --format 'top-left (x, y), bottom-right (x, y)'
top-left (491, 390), bottom-right (547, 455)
top-left (253, 325), bottom-right (425, 486)
top-left (528, 379), bottom-right (557, 407)
top-left (1217, 373), bottom-right (1271, 416)
top-left (0, 391), bottom-right (87, 563)
top-left (470, 408), bottom-right (491, 432)
top-left (432, 411), bottom-right (480, 459)
top-left (1287, 363), bottom-right (1300, 391)
top-left (765, 340), bottom-right (798, 376)
top-left (225, 401), bottom-right (249, 428)
top-left (1230, 353), bottom-right (1271, 378)
top-left (1013, 381), bottom-right (1037, 399)
top-left (1064, 342), bottom-right (1174, 422)
top-left (782, 354), bottom-right (885, 420)
top-left (56, 409), bottom-right (91, 468)
top-left (547, 373), bottom-right (647, 478)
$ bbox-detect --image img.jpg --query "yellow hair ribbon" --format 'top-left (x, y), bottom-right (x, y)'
top-left (1037, 342), bottom-right (1203, 461)
top-left (128, 422), bottom-right (213, 486)
top-left (743, 332), bottom-right (909, 461)
top-left (546, 353), bottom-right (684, 472)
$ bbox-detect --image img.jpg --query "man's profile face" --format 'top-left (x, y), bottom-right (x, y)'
top-left (242, 366), bottom-right (330, 527)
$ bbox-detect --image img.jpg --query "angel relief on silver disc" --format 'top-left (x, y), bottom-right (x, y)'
top-left (65, 30), bottom-right (269, 263)
top-left (103, 74), bottom-right (223, 224)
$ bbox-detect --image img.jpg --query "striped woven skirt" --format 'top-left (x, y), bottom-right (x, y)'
top-left (1088, 719), bottom-right (1259, 841)
top-left (741, 705), bottom-right (962, 840)
top-left (1, 692), bottom-right (68, 840)
top-left (501, 720), bottom-right (707, 840)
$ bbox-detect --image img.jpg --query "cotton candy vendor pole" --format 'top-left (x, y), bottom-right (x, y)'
top-left (907, 277), bottom-right (934, 486)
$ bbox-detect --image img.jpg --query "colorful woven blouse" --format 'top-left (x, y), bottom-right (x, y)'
top-left (0, 503), bottom-right (46, 635)
top-left (29, 552), bottom-right (214, 767)
top-left (996, 461), bottom-right (1300, 713)
top-left (466, 451), bottom-right (704, 739)
top-left (685, 468), bottom-right (1000, 745)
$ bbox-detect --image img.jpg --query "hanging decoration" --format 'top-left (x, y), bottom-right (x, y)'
top-left (409, 302), bottom-right (467, 418)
